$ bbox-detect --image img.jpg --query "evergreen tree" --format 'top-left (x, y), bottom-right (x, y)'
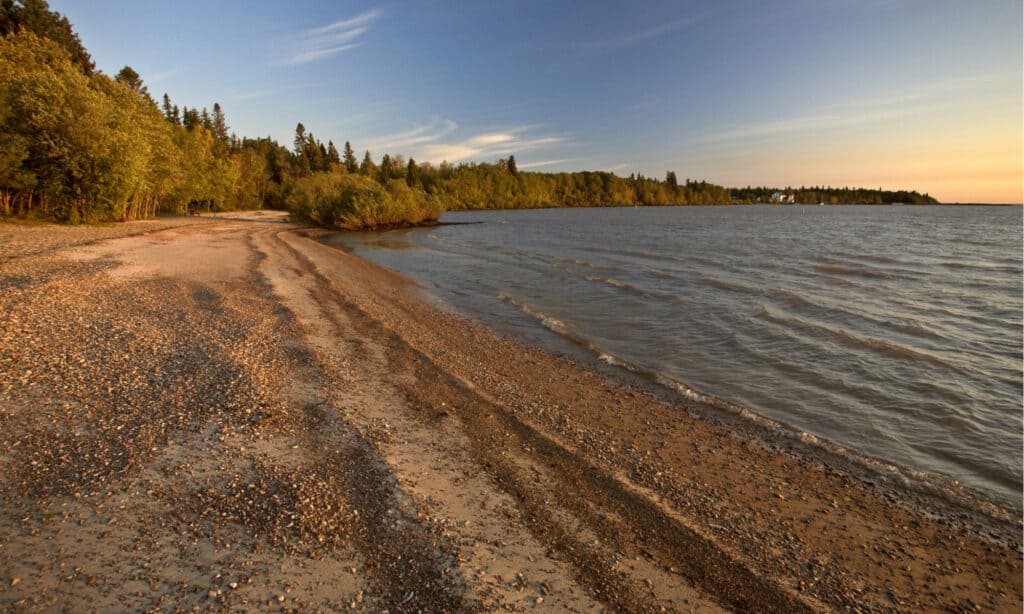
top-left (666, 171), bottom-right (678, 190)
top-left (290, 124), bottom-right (310, 175)
top-left (343, 141), bottom-right (357, 173)
top-left (161, 93), bottom-right (174, 122)
top-left (200, 107), bottom-right (212, 131)
top-left (379, 153), bottom-right (392, 183)
top-left (360, 150), bottom-right (376, 176)
top-left (211, 102), bottom-right (228, 142)
top-left (507, 154), bottom-right (518, 177)
top-left (114, 65), bottom-right (147, 97)
top-left (406, 157), bottom-right (418, 187)
top-left (327, 140), bottom-right (340, 166)
top-left (317, 141), bottom-right (328, 171)
top-left (182, 107), bottom-right (200, 131)
top-left (171, 104), bottom-right (181, 126)
top-left (293, 123), bottom-right (306, 155)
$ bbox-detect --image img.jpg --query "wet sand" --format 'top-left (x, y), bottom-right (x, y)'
top-left (0, 212), bottom-right (1019, 612)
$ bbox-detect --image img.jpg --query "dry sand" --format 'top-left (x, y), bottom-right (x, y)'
top-left (0, 212), bottom-right (1019, 612)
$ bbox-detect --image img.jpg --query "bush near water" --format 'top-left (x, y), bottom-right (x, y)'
top-left (285, 172), bottom-right (443, 230)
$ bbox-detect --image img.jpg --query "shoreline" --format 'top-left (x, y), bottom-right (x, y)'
top-left (0, 215), bottom-right (1020, 611)
top-left (329, 212), bottom-right (1023, 519)
top-left (307, 226), bottom-right (1023, 531)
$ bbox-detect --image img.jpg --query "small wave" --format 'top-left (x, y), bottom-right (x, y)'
top-left (854, 254), bottom-right (899, 265)
top-left (496, 291), bottom-right (1016, 520)
top-left (939, 261), bottom-right (1021, 274)
top-left (499, 293), bottom-right (572, 337)
top-left (756, 307), bottom-right (956, 370)
top-left (603, 277), bottom-right (651, 297)
top-left (812, 263), bottom-right (890, 279)
top-left (554, 257), bottom-right (620, 272)
top-left (699, 274), bottom-right (758, 294)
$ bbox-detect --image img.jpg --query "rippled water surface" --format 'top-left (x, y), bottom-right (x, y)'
top-left (333, 205), bottom-right (1023, 506)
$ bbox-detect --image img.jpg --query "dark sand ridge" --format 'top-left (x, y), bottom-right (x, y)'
top-left (0, 212), bottom-right (1019, 612)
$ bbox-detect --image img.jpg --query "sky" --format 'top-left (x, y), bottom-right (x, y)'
top-left (52, 0), bottom-right (1022, 203)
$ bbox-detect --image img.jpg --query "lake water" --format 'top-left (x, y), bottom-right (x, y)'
top-left (333, 205), bottom-right (1023, 508)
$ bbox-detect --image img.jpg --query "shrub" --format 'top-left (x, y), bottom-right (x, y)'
top-left (287, 171), bottom-right (443, 230)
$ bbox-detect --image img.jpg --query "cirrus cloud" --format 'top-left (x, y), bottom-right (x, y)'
top-left (363, 120), bottom-right (567, 164)
top-left (281, 9), bottom-right (379, 65)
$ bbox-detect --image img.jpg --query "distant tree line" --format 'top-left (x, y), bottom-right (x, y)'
top-left (0, 1), bottom-right (938, 227)
top-left (730, 186), bottom-right (937, 205)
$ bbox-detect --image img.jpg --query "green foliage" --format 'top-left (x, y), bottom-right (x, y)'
top-left (287, 171), bottom-right (443, 230)
top-left (0, 0), bottom-right (93, 74)
top-left (343, 141), bottom-right (358, 173)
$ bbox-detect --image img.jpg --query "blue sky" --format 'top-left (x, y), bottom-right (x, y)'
top-left (53, 0), bottom-right (1022, 202)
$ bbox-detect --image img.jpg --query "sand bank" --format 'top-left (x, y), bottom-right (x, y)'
top-left (0, 213), bottom-right (1019, 611)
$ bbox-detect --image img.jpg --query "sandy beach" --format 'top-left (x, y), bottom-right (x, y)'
top-left (0, 212), bottom-right (1019, 612)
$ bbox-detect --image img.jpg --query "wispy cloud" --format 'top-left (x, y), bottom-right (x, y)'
top-left (363, 119), bottom-right (460, 154)
top-left (362, 121), bottom-right (566, 163)
top-left (601, 163), bottom-right (631, 173)
top-left (580, 15), bottom-right (699, 51)
top-left (282, 9), bottom-right (379, 65)
top-left (519, 158), bottom-right (576, 169)
top-left (421, 130), bottom-right (565, 164)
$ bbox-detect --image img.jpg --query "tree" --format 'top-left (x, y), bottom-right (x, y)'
top-left (378, 153), bottom-right (392, 183)
top-left (293, 123), bottom-right (306, 155)
top-left (508, 154), bottom-right (518, 177)
top-left (326, 140), bottom-right (340, 166)
top-left (182, 106), bottom-right (200, 130)
top-left (0, 0), bottom-right (94, 74)
top-left (406, 157), bottom-right (418, 188)
top-left (114, 65), bottom-right (148, 99)
top-left (161, 93), bottom-right (174, 122)
top-left (343, 141), bottom-right (357, 173)
top-left (360, 150), bottom-right (376, 177)
top-left (666, 171), bottom-right (678, 190)
top-left (288, 123), bottom-right (307, 175)
top-left (211, 102), bottom-right (228, 143)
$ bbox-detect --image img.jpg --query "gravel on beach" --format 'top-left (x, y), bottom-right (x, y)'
top-left (0, 214), bottom-right (1019, 612)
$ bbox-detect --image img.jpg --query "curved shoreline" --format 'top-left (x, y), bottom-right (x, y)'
top-left (0, 214), bottom-right (1020, 611)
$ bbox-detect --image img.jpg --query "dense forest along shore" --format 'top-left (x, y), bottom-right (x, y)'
top-left (0, 214), bottom-right (1019, 612)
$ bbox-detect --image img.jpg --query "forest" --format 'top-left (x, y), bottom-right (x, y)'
top-left (0, 1), bottom-right (937, 228)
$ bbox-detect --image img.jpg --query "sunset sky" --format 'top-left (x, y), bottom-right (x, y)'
top-left (55, 0), bottom-right (1022, 203)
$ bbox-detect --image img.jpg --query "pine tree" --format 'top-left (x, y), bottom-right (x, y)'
top-left (666, 171), bottom-right (678, 190)
top-left (317, 141), bottom-right (328, 171)
top-left (343, 141), bottom-right (358, 173)
top-left (360, 151), bottom-right (376, 176)
top-left (162, 93), bottom-right (174, 123)
top-left (200, 108), bottom-right (212, 131)
top-left (115, 65), bottom-right (149, 100)
top-left (293, 123), bottom-right (306, 156)
top-left (183, 107), bottom-right (201, 131)
top-left (171, 104), bottom-right (181, 126)
top-left (379, 154), bottom-right (392, 183)
top-left (508, 154), bottom-right (518, 177)
top-left (406, 158), bottom-right (418, 187)
top-left (211, 103), bottom-right (228, 143)
top-left (327, 141), bottom-right (341, 166)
